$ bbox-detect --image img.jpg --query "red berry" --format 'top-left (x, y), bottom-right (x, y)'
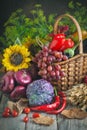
top-left (2, 112), bottom-right (10, 118)
top-left (23, 116), bottom-right (29, 123)
top-left (32, 113), bottom-right (40, 118)
top-left (23, 107), bottom-right (30, 114)
top-left (4, 107), bottom-right (11, 113)
top-left (12, 110), bottom-right (18, 117)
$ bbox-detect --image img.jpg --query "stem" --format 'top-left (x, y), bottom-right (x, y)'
top-left (72, 40), bottom-right (80, 51)
top-left (54, 86), bottom-right (58, 96)
top-left (36, 36), bottom-right (44, 48)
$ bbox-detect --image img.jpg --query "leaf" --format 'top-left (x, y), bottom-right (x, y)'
top-left (68, 1), bottom-right (74, 9)
top-left (61, 108), bottom-right (87, 119)
top-left (35, 4), bottom-right (41, 8)
top-left (76, 2), bottom-right (81, 7)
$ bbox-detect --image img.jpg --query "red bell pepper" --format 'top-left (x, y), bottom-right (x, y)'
top-left (49, 33), bottom-right (74, 51)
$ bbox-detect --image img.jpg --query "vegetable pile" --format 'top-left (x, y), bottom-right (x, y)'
top-left (1, 1), bottom-right (87, 120)
top-left (0, 69), bottom-right (32, 101)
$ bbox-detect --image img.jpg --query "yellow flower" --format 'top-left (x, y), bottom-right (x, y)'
top-left (2, 44), bottom-right (31, 71)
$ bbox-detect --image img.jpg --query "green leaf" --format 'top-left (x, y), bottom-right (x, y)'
top-left (68, 1), bottom-right (74, 9)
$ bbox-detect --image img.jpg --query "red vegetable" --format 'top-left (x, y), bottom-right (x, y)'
top-left (14, 69), bottom-right (32, 85)
top-left (4, 107), bottom-right (11, 113)
top-left (23, 116), bottom-right (29, 123)
top-left (12, 110), bottom-right (18, 117)
top-left (0, 71), bottom-right (15, 93)
top-left (10, 85), bottom-right (26, 101)
top-left (63, 38), bottom-right (75, 51)
top-left (49, 33), bottom-right (74, 51)
top-left (2, 111), bottom-right (10, 118)
top-left (30, 95), bottom-right (60, 112)
top-left (49, 33), bottom-right (65, 51)
top-left (47, 91), bottom-right (66, 114)
top-left (23, 107), bottom-right (30, 114)
top-left (2, 75), bottom-right (9, 92)
top-left (32, 113), bottom-right (40, 118)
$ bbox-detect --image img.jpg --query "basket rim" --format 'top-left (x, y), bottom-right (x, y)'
top-left (54, 53), bottom-right (87, 65)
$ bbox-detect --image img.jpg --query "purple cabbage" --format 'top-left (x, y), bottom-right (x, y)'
top-left (26, 79), bottom-right (54, 106)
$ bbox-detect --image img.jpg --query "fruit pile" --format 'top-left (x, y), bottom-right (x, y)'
top-left (33, 46), bottom-right (68, 82)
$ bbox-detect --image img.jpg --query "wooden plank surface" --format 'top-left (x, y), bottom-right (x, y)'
top-left (26, 112), bottom-right (57, 130)
top-left (0, 114), bottom-right (26, 130)
top-left (57, 114), bottom-right (87, 130)
top-left (0, 95), bottom-right (25, 130)
top-left (0, 95), bottom-right (58, 130)
top-left (0, 94), bottom-right (87, 130)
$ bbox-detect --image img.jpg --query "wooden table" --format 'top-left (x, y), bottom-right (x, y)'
top-left (0, 92), bottom-right (87, 130)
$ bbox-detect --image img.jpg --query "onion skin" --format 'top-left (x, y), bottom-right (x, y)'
top-left (2, 75), bottom-right (10, 93)
top-left (6, 71), bottom-right (14, 77)
top-left (14, 69), bottom-right (32, 86)
top-left (7, 75), bottom-right (14, 92)
top-left (10, 85), bottom-right (26, 101)
top-left (2, 75), bottom-right (14, 93)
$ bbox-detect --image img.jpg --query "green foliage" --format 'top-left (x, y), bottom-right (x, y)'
top-left (0, 5), bottom-right (56, 50)
top-left (1, 2), bottom-right (87, 51)
top-left (59, 1), bottom-right (87, 33)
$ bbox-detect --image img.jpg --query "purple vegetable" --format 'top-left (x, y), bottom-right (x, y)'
top-left (26, 79), bottom-right (54, 106)
top-left (2, 75), bottom-right (14, 93)
top-left (10, 85), bottom-right (26, 101)
top-left (14, 69), bottom-right (32, 85)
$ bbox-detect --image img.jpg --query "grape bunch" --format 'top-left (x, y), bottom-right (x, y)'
top-left (33, 46), bottom-right (68, 82)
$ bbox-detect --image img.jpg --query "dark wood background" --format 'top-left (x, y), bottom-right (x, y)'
top-left (0, 0), bottom-right (87, 35)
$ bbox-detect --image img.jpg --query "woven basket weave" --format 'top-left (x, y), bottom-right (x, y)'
top-left (52, 14), bottom-right (87, 91)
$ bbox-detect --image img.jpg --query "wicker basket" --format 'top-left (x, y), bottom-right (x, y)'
top-left (52, 14), bottom-right (87, 91)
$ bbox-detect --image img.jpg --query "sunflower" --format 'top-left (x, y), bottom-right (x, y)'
top-left (2, 44), bottom-right (31, 71)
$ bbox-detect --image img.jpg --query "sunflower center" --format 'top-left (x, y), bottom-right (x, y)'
top-left (10, 52), bottom-right (23, 66)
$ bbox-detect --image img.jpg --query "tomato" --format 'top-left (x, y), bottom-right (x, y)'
top-left (23, 107), bottom-right (30, 114)
top-left (23, 116), bottom-right (29, 123)
top-left (4, 107), bottom-right (11, 113)
top-left (12, 110), bottom-right (18, 117)
top-left (2, 112), bottom-right (10, 118)
top-left (32, 113), bottom-right (40, 118)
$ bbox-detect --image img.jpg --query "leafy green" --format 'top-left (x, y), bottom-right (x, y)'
top-left (1, 1), bottom-right (87, 52)
top-left (59, 1), bottom-right (87, 33)
top-left (0, 5), bottom-right (56, 51)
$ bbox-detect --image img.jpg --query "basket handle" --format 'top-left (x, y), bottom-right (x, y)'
top-left (54, 14), bottom-right (83, 54)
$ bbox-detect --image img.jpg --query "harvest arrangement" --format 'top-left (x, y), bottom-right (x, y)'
top-left (0, 2), bottom-right (87, 125)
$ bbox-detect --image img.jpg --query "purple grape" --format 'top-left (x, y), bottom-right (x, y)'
top-left (43, 57), bottom-right (47, 62)
top-left (43, 46), bottom-right (49, 52)
top-left (34, 46), bottom-right (68, 82)
top-left (47, 65), bottom-right (53, 72)
top-left (41, 62), bottom-right (47, 68)
top-left (50, 71), bottom-right (56, 77)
